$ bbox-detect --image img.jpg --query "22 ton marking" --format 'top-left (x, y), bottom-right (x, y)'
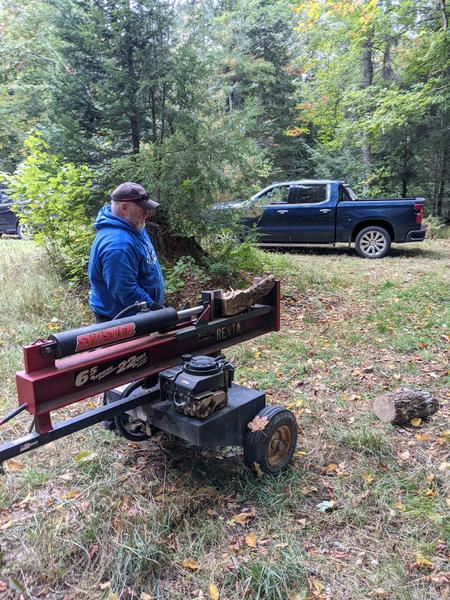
top-left (75, 352), bottom-right (148, 388)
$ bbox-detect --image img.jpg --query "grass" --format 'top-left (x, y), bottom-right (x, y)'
top-left (0, 237), bottom-right (449, 599)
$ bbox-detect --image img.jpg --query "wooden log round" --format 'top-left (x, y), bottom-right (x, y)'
top-left (221, 276), bottom-right (275, 316)
top-left (372, 388), bottom-right (439, 425)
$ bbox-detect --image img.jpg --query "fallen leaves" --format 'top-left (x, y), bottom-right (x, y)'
top-left (209, 583), bottom-right (219, 600)
top-left (300, 485), bottom-right (318, 496)
top-left (322, 463), bottom-right (338, 474)
top-left (88, 543), bottom-right (99, 561)
top-left (245, 532), bottom-right (257, 548)
top-left (247, 415), bottom-right (269, 432)
top-left (415, 433), bottom-right (432, 442)
top-left (74, 450), bottom-right (96, 463)
top-left (414, 556), bottom-right (433, 570)
top-left (99, 581), bottom-right (111, 590)
top-left (60, 490), bottom-right (81, 500)
top-left (231, 508), bottom-right (256, 526)
top-left (308, 576), bottom-right (325, 597)
top-left (410, 417), bottom-right (422, 427)
top-left (182, 559), bottom-right (201, 572)
top-left (369, 588), bottom-right (388, 598)
top-left (4, 459), bottom-right (24, 471)
top-left (438, 429), bottom-right (450, 443)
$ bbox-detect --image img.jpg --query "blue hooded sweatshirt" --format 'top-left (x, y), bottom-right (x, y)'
top-left (88, 206), bottom-right (164, 319)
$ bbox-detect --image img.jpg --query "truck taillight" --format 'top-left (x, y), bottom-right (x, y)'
top-left (414, 203), bottom-right (424, 224)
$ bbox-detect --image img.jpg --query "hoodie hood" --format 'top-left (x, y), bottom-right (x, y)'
top-left (94, 205), bottom-right (138, 235)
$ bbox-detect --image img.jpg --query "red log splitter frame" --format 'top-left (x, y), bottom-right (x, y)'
top-left (0, 280), bottom-right (297, 475)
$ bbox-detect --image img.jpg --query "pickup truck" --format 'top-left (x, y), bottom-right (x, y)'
top-left (0, 189), bottom-right (31, 239)
top-left (217, 180), bottom-right (426, 258)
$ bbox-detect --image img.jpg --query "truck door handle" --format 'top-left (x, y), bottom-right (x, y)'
top-left (320, 209), bottom-right (331, 213)
top-left (277, 209), bottom-right (288, 214)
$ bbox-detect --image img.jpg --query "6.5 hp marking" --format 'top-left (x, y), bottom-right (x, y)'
top-left (74, 352), bottom-right (148, 388)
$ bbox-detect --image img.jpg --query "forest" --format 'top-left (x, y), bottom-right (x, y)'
top-left (0, 0), bottom-right (449, 275)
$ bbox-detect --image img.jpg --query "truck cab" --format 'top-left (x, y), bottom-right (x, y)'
top-left (241, 180), bottom-right (344, 244)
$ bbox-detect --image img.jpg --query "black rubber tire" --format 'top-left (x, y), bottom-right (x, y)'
top-left (114, 412), bottom-right (151, 442)
top-left (103, 381), bottom-right (151, 442)
top-left (244, 405), bottom-right (297, 475)
top-left (16, 221), bottom-right (33, 240)
top-left (355, 226), bottom-right (391, 259)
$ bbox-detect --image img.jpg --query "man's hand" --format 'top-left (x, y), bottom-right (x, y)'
top-left (150, 303), bottom-right (164, 311)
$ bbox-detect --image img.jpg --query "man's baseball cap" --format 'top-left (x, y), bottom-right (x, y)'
top-left (111, 182), bottom-right (159, 211)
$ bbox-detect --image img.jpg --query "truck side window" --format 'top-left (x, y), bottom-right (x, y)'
top-left (291, 184), bottom-right (327, 204)
top-left (254, 185), bottom-right (289, 206)
top-left (339, 185), bottom-right (350, 202)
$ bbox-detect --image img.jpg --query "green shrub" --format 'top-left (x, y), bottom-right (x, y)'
top-left (4, 132), bottom-right (94, 284)
top-left (162, 255), bottom-right (206, 296)
top-left (205, 239), bottom-right (265, 279)
top-left (423, 215), bottom-right (448, 239)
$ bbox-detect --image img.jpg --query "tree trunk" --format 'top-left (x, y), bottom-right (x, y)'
top-left (149, 89), bottom-right (158, 143)
top-left (125, 39), bottom-right (140, 153)
top-left (160, 82), bottom-right (167, 144)
top-left (146, 210), bottom-right (206, 263)
top-left (439, 0), bottom-right (448, 29)
top-left (361, 33), bottom-right (374, 187)
top-left (436, 139), bottom-right (448, 217)
top-left (382, 40), bottom-right (394, 81)
top-left (129, 115), bottom-right (140, 154)
top-left (373, 388), bottom-right (439, 425)
top-left (436, 2), bottom-right (449, 217)
top-left (401, 134), bottom-right (410, 198)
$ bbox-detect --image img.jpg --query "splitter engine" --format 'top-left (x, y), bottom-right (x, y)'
top-left (159, 354), bottom-right (234, 419)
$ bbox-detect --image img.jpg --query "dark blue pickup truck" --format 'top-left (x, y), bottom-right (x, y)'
top-left (218, 180), bottom-right (426, 258)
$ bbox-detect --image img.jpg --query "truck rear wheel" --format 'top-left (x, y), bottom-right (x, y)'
top-left (355, 226), bottom-right (391, 259)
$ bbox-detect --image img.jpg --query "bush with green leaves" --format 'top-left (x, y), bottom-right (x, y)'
top-left (422, 215), bottom-right (447, 239)
top-left (205, 238), bottom-right (265, 281)
top-left (162, 256), bottom-right (206, 297)
top-left (4, 133), bottom-right (95, 283)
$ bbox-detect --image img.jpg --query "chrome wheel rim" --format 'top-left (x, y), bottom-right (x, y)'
top-left (18, 223), bottom-right (33, 239)
top-left (359, 231), bottom-right (387, 257)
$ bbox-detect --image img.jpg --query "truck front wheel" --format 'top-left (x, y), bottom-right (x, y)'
top-left (355, 226), bottom-right (391, 259)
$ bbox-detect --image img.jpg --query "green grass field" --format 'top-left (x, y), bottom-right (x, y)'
top-left (0, 238), bottom-right (449, 600)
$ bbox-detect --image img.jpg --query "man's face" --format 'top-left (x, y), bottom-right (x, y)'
top-left (122, 201), bottom-right (147, 229)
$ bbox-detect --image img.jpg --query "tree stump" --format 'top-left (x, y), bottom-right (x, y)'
top-left (372, 388), bottom-right (439, 425)
top-left (221, 276), bottom-right (275, 316)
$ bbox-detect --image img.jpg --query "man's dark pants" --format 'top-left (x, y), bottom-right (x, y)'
top-left (93, 313), bottom-right (115, 428)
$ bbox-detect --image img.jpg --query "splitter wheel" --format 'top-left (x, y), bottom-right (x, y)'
top-left (244, 405), bottom-right (297, 475)
top-left (114, 412), bottom-right (150, 442)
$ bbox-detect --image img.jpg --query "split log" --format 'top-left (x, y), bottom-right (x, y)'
top-left (373, 388), bottom-right (439, 425)
top-left (221, 276), bottom-right (275, 316)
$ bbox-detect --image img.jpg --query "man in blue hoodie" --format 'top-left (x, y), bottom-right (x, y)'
top-left (88, 182), bottom-right (165, 323)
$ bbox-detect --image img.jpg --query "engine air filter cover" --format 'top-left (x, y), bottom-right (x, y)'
top-left (183, 355), bottom-right (222, 375)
